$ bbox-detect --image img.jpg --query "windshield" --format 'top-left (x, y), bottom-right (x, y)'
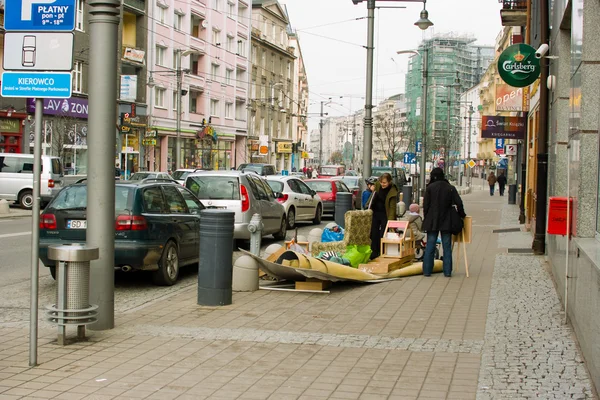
top-left (266, 181), bottom-right (284, 193)
top-left (341, 177), bottom-right (359, 188)
top-left (306, 181), bottom-right (332, 193)
top-left (51, 185), bottom-right (133, 212)
top-left (241, 165), bottom-right (263, 174)
top-left (371, 169), bottom-right (391, 177)
top-left (320, 167), bottom-right (340, 176)
top-left (186, 176), bottom-right (240, 200)
top-left (130, 172), bottom-right (155, 180)
top-left (172, 170), bottom-right (190, 180)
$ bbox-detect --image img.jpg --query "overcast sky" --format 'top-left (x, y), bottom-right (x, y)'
top-left (282, 0), bottom-right (502, 130)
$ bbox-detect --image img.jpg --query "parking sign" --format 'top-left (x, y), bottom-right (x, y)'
top-left (5, 0), bottom-right (77, 31)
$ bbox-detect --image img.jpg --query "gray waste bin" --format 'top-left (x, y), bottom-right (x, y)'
top-left (198, 209), bottom-right (235, 306)
top-left (47, 244), bottom-right (99, 345)
top-left (334, 192), bottom-right (353, 228)
top-left (508, 184), bottom-right (517, 204)
top-left (402, 185), bottom-right (413, 208)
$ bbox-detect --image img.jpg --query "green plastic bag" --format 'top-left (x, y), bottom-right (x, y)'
top-left (343, 245), bottom-right (372, 268)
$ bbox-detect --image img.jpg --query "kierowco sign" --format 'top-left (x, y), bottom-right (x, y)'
top-left (497, 44), bottom-right (541, 88)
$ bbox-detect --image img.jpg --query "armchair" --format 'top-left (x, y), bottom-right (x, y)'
top-left (311, 210), bottom-right (373, 256)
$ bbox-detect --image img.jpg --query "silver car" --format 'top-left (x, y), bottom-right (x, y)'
top-left (185, 170), bottom-right (287, 240)
top-left (266, 176), bottom-right (323, 229)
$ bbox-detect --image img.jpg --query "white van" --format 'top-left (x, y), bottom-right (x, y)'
top-left (0, 153), bottom-right (64, 209)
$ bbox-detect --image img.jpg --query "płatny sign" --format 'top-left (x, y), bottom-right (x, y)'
top-left (497, 44), bottom-right (541, 88)
top-left (481, 116), bottom-right (527, 140)
top-left (4, 0), bottom-right (76, 31)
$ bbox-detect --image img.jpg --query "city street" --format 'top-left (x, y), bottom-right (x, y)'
top-left (0, 213), bottom-right (328, 331)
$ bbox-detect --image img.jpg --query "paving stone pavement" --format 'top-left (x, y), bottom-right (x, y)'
top-left (0, 189), bottom-right (596, 400)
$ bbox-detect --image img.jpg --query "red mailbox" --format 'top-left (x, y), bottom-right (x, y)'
top-left (547, 196), bottom-right (573, 235)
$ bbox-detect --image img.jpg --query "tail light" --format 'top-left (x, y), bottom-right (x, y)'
top-left (40, 214), bottom-right (57, 230)
top-left (48, 179), bottom-right (55, 188)
top-left (277, 194), bottom-right (289, 203)
top-left (115, 215), bottom-right (148, 231)
top-left (240, 185), bottom-right (250, 212)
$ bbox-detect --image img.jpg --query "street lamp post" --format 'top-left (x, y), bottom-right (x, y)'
top-left (269, 82), bottom-right (284, 166)
top-left (174, 49), bottom-right (199, 170)
top-left (467, 105), bottom-right (474, 187)
top-left (353, 0), bottom-right (432, 186)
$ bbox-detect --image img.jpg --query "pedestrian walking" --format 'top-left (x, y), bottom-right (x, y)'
top-left (362, 177), bottom-right (377, 209)
top-left (422, 167), bottom-right (466, 277)
top-left (311, 167), bottom-right (318, 179)
top-left (367, 173), bottom-right (399, 259)
top-left (487, 171), bottom-right (497, 196)
top-left (497, 171), bottom-right (507, 196)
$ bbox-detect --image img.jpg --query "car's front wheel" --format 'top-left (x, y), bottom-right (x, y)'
top-left (152, 240), bottom-right (179, 286)
top-left (273, 217), bottom-right (287, 240)
top-left (313, 204), bottom-right (322, 225)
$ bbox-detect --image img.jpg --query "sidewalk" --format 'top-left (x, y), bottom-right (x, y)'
top-left (0, 190), bottom-right (595, 399)
top-left (0, 206), bottom-right (31, 219)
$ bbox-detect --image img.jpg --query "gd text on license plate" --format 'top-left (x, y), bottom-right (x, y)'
top-left (67, 220), bottom-right (87, 229)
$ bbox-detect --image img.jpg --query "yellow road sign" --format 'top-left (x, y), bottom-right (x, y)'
top-left (468, 160), bottom-right (476, 169)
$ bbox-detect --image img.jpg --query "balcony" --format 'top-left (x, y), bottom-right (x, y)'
top-left (499, 0), bottom-right (527, 26)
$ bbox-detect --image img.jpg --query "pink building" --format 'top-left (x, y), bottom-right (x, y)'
top-left (147, 0), bottom-right (251, 172)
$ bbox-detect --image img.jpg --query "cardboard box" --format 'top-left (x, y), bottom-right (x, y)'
top-left (296, 279), bottom-right (331, 291)
top-left (358, 257), bottom-right (407, 274)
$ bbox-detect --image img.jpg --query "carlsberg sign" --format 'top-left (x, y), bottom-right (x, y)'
top-left (497, 44), bottom-right (541, 88)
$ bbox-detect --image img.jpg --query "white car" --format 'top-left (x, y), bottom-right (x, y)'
top-left (266, 176), bottom-right (323, 229)
top-left (171, 169), bottom-right (197, 185)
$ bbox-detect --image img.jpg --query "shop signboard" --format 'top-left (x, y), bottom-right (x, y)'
top-left (26, 97), bottom-right (88, 118)
top-left (495, 84), bottom-right (529, 112)
top-left (481, 115), bottom-right (527, 139)
top-left (123, 47), bottom-right (145, 64)
top-left (497, 44), bottom-right (541, 88)
top-left (276, 142), bottom-right (293, 154)
top-left (0, 118), bottom-right (21, 133)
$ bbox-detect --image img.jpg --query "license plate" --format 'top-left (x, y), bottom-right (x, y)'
top-left (208, 206), bottom-right (227, 209)
top-left (67, 220), bottom-right (87, 229)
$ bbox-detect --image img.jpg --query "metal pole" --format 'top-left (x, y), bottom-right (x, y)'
top-left (467, 106), bottom-right (473, 187)
top-left (29, 98), bottom-right (43, 366)
top-left (418, 48), bottom-right (429, 198)
top-left (175, 49), bottom-right (182, 170)
top-left (319, 101), bottom-right (324, 165)
top-left (445, 88), bottom-right (450, 176)
top-left (362, 0), bottom-right (376, 180)
top-left (87, 0), bottom-right (120, 330)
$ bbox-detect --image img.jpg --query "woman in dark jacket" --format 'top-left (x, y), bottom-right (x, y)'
top-left (367, 173), bottom-right (398, 259)
top-left (422, 168), bottom-right (466, 277)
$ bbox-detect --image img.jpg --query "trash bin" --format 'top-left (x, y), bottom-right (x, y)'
top-left (46, 244), bottom-right (99, 345)
top-left (198, 209), bottom-right (235, 306)
top-left (402, 185), bottom-right (413, 208)
top-left (334, 192), bottom-right (353, 228)
top-left (508, 184), bottom-right (517, 205)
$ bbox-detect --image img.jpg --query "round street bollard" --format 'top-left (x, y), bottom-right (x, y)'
top-left (402, 185), bottom-right (413, 208)
top-left (334, 192), bottom-right (353, 228)
top-left (232, 255), bottom-right (259, 292)
top-left (248, 213), bottom-right (263, 256)
top-left (264, 243), bottom-right (284, 260)
top-left (508, 184), bottom-right (517, 205)
top-left (198, 209), bottom-right (235, 306)
top-left (308, 228), bottom-right (323, 252)
top-left (0, 199), bottom-right (9, 215)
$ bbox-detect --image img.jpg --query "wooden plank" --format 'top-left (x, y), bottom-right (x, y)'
top-left (259, 286), bottom-right (330, 294)
top-left (295, 279), bottom-right (331, 291)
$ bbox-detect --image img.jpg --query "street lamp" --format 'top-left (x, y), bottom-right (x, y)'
top-left (353, 0), bottom-right (433, 188)
top-left (174, 49), bottom-right (200, 170)
top-left (268, 82), bottom-right (284, 166)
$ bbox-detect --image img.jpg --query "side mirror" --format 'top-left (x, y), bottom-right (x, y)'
top-left (310, 189), bottom-right (317, 196)
top-left (274, 192), bottom-right (285, 199)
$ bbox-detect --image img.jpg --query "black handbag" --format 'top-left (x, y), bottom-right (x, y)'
top-left (449, 189), bottom-right (464, 235)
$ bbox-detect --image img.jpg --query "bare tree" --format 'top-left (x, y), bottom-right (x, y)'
top-left (329, 150), bottom-right (343, 165)
top-left (373, 112), bottom-right (416, 167)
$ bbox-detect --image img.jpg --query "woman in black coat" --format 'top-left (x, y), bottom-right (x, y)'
top-left (422, 168), bottom-right (466, 277)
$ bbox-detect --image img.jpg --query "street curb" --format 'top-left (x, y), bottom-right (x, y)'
top-left (0, 209), bottom-right (32, 219)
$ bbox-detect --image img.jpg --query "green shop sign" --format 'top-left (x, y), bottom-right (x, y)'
top-left (497, 44), bottom-right (541, 88)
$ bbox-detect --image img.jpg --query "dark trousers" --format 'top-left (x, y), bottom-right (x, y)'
top-left (423, 231), bottom-right (453, 276)
top-left (489, 184), bottom-right (495, 195)
top-left (499, 184), bottom-right (505, 196)
top-left (370, 212), bottom-right (387, 259)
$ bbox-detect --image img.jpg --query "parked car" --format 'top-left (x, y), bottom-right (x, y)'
top-left (130, 171), bottom-right (172, 181)
top-left (371, 166), bottom-right (408, 188)
top-left (237, 163), bottom-right (277, 176)
top-left (172, 169), bottom-right (196, 185)
top-left (318, 165), bottom-right (345, 178)
top-left (0, 153), bottom-right (63, 209)
top-left (185, 170), bottom-right (287, 240)
top-left (38, 179), bottom-right (205, 285)
top-left (338, 176), bottom-right (361, 209)
top-left (305, 178), bottom-right (356, 217)
top-left (345, 170), bottom-right (359, 176)
top-left (266, 176), bottom-right (323, 229)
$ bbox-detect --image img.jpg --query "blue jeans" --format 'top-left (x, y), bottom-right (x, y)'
top-left (489, 184), bottom-right (495, 195)
top-left (423, 231), bottom-right (453, 276)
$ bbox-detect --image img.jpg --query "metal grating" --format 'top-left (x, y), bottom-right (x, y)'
top-left (507, 248), bottom-right (535, 254)
top-left (493, 227), bottom-right (522, 233)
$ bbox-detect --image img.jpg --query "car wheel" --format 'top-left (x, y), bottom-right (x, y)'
top-left (19, 190), bottom-right (33, 209)
top-left (286, 207), bottom-right (296, 229)
top-left (273, 217), bottom-right (287, 240)
top-left (49, 266), bottom-right (56, 280)
top-left (313, 204), bottom-right (322, 225)
top-left (152, 240), bottom-right (179, 286)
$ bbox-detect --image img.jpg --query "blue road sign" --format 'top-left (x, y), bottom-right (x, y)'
top-left (495, 138), bottom-right (505, 149)
top-left (5, 0), bottom-right (76, 31)
top-left (498, 157), bottom-right (509, 169)
top-left (1, 72), bottom-right (72, 98)
top-left (403, 152), bottom-right (417, 164)
top-left (461, 160), bottom-right (466, 165)
top-left (416, 141), bottom-right (422, 153)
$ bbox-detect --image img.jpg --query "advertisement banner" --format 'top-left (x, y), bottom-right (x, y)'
top-left (120, 75), bottom-right (137, 101)
top-left (497, 44), bottom-right (541, 88)
top-left (276, 142), bottom-right (293, 154)
top-left (495, 85), bottom-right (529, 112)
top-left (481, 116), bottom-right (527, 139)
top-left (26, 97), bottom-right (89, 119)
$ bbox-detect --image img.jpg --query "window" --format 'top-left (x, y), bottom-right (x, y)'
top-left (227, 2), bottom-right (235, 18)
top-left (210, 99), bottom-right (219, 116)
top-left (190, 93), bottom-right (197, 113)
top-left (225, 102), bottom-right (233, 118)
top-left (174, 12), bottom-right (183, 30)
top-left (172, 91), bottom-right (177, 110)
top-left (226, 36), bottom-right (234, 52)
top-left (157, 5), bottom-right (167, 24)
top-left (251, 79), bottom-right (256, 99)
top-left (225, 69), bottom-right (233, 85)
top-left (143, 187), bottom-right (165, 213)
top-left (236, 68), bottom-right (245, 84)
top-left (212, 29), bottom-right (220, 46)
top-left (271, 22), bottom-right (275, 40)
top-left (155, 88), bottom-right (166, 108)
top-left (173, 50), bottom-right (178, 69)
top-left (212, 0), bottom-right (221, 12)
top-left (261, 49), bottom-right (266, 68)
top-left (287, 61), bottom-right (292, 80)
top-left (211, 63), bottom-right (219, 81)
top-left (162, 186), bottom-right (187, 214)
top-left (75, 0), bottom-right (84, 31)
top-left (237, 39), bottom-right (246, 56)
top-left (177, 187), bottom-right (204, 213)
top-left (72, 61), bottom-right (83, 93)
top-left (156, 46), bottom-right (166, 66)
top-left (251, 46), bottom-right (257, 62)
